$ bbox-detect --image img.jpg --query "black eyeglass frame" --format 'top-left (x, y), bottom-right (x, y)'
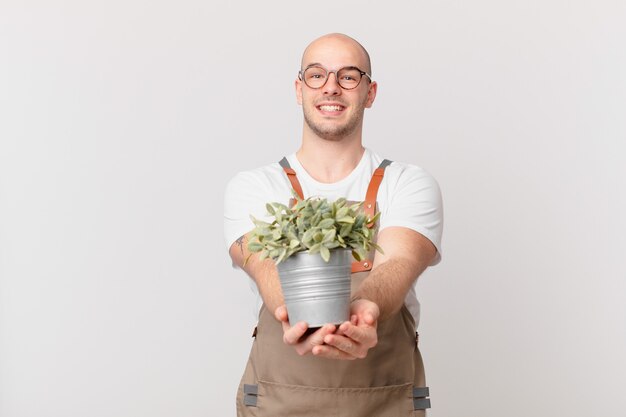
top-left (298, 65), bottom-right (372, 90)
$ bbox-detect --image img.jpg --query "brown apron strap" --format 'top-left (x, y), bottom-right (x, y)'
top-left (279, 157), bottom-right (304, 200)
top-left (354, 159), bottom-right (392, 272)
top-left (351, 259), bottom-right (372, 273)
top-left (364, 159), bottom-right (392, 223)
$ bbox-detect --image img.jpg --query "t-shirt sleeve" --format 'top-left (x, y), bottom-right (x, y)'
top-left (223, 171), bottom-right (276, 252)
top-left (380, 166), bottom-right (444, 265)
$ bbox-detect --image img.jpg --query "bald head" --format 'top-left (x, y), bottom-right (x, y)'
top-left (301, 33), bottom-right (372, 75)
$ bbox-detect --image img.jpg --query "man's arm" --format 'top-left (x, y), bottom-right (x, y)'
top-left (229, 233), bottom-right (339, 356)
top-left (354, 226), bottom-right (438, 321)
top-left (229, 233), bottom-right (284, 313)
top-left (315, 226), bottom-right (437, 358)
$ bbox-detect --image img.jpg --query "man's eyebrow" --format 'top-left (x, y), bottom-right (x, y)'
top-left (303, 63), bottom-right (361, 71)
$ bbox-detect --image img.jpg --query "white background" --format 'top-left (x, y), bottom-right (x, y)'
top-left (1, 1), bottom-right (625, 416)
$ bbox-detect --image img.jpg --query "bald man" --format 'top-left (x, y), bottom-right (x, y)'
top-left (224, 33), bottom-right (443, 416)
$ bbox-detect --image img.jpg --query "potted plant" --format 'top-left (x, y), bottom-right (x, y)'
top-left (245, 195), bottom-right (383, 327)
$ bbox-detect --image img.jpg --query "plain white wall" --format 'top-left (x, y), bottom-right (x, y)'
top-left (1, 1), bottom-right (624, 416)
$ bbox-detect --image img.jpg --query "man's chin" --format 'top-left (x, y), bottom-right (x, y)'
top-left (312, 129), bottom-right (351, 141)
top-left (305, 121), bottom-right (355, 142)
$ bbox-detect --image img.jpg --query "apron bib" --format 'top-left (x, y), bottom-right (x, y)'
top-left (236, 158), bottom-right (432, 416)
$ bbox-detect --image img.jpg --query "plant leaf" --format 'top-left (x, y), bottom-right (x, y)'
top-left (339, 223), bottom-right (352, 237)
top-left (309, 243), bottom-right (322, 254)
top-left (275, 248), bottom-right (287, 265)
top-left (337, 216), bottom-right (355, 224)
top-left (324, 241), bottom-right (340, 249)
top-left (318, 218), bottom-right (335, 229)
top-left (320, 245), bottom-right (330, 262)
top-left (371, 242), bottom-right (384, 254)
top-left (322, 228), bottom-right (336, 243)
top-left (247, 241), bottom-right (264, 252)
top-left (336, 207), bottom-right (349, 219)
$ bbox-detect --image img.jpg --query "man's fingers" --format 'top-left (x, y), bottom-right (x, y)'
top-left (324, 334), bottom-right (356, 353)
top-left (274, 305), bottom-right (288, 322)
top-left (362, 306), bottom-right (380, 325)
top-left (287, 324), bottom-right (336, 355)
top-left (312, 344), bottom-right (357, 360)
top-left (339, 322), bottom-right (377, 347)
top-left (282, 321), bottom-right (308, 345)
top-left (305, 324), bottom-right (336, 348)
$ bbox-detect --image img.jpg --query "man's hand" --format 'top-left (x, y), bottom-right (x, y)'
top-left (275, 299), bottom-right (379, 360)
top-left (274, 305), bottom-right (337, 356)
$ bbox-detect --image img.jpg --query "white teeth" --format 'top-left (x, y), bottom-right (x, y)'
top-left (320, 105), bottom-right (343, 111)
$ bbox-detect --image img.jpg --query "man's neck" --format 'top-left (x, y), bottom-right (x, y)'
top-left (296, 132), bottom-right (365, 184)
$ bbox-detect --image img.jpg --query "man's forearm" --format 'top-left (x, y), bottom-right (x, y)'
top-left (247, 256), bottom-right (284, 314)
top-left (230, 234), bottom-right (284, 313)
top-left (352, 257), bottom-right (420, 321)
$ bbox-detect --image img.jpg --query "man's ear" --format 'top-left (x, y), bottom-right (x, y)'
top-left (295, 78), bottom-right (303, 105)
top-left (365, 81), bottom-right (378, 108)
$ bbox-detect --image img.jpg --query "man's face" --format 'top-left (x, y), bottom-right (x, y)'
top-left (296, 37), bottom-right (377, 141)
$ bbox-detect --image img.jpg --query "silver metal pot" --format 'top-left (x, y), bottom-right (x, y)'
top-left (276, 249), bottom-right (352, 328)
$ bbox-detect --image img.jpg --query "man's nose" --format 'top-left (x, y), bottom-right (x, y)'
top-left (322, 72), bottom-right (342, 95)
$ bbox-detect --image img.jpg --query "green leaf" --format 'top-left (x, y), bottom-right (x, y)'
top-left (308, 243), bottom-right (322, 254)
top-left (266, 203), bottom-right (276, 215)
top-left (353, 216), bottom-right (365, 229)
top-left (296, 216), bottom-right (305, 233)
top-left (320, 245), bottom-right (330, 262)
top-left (311, 211), bottom-right (321, 226)
top-left (275, 248), bottom-right (288, 265)
top-left (322, 228), bottom-right (336, 243)
top-left (250, 215), bottom-right (271, 228)
top-left (302, 229), bottom-right (315, 246)
top-left (318, 218), bottom-right (335, 229)
top-left (336, 207), bottom-right (349, 219)
top-left (324, 241), bottom-right (340, 249)
top-left (358, 248), bottom-right (369, 260)
top-left (368, 211), bottom-right (381, 225)
top-left (371, 242), bottom-right (384, 254)
top-left (247, 241), bottom-right (264, 252)
top-left (289, 239), bottom-right (300, 249)
top-left (337, 216), bottom-right (355, 224)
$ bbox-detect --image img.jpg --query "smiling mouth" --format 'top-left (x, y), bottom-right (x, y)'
top-left (317, 104), bottom-right (345, 113)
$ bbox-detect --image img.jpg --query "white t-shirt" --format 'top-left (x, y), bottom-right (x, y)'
top-left (223, 148), bottom-right (443, 327)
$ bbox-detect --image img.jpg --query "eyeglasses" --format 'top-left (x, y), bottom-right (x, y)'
top-left (298, 65), bottom-right (372, 90)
